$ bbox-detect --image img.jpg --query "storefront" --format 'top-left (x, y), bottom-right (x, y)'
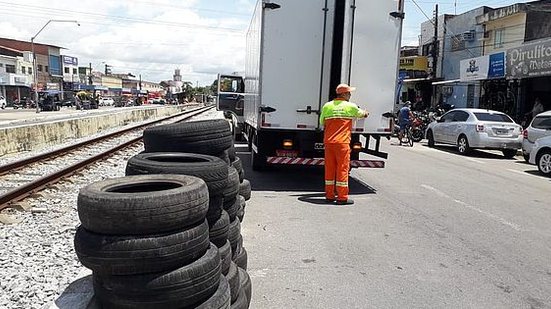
top-left (398, 56), bottom-right (431, 111)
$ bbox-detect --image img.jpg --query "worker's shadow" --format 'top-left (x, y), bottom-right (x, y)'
top-left (235, 143), bottom-right (377, 205)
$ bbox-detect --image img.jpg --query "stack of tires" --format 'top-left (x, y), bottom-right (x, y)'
top-left (135, 119), bottom-right (252, 308)
top-left (74, 174), bottom-right (231, 308)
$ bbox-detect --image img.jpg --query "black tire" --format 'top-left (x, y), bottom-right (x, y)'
top-left (237, 203), bottom-right (244, 222)
top-left (223, 167), bottom-right (240, 204)
top-left (238, 267), bottom-right (252, 306)
top-left (234, 247), bottom-right (248, 270)
top-left (209, 210), bottom-right (230, 248)
top-left (224, 196), bottom-right (240, 222)
top-left (427, 130), bottom-right (435, 148)
top-left (217, 150), bottom-right (231, 165)
top-left (226, 262), bottom-right (241, 304)
top-left (75, 221), bottom-right (210, 276)
top-left (196, 275), bottom-right (231, 309)
top-left (523, 153), bottom-right (530, 163)
top-left (238, 179), bottom-right (251, 201)
top-left (125, 153), bottom-right (228, 197)
top-left (94, 244), bottom-right (221, 309)
top-left (457, 135), bottom-right (471, 155)
top-left (143, 119), bottom-right (232, 155)
top-left (219, 240), bottom-right (232, 276)
top-left (230, 289), bottom-right (247, 309)
top-left (207, 196), bottom-right (224, 225)
top-left (407, 129), bottom-right (414, 147)
top-left (78, 175), bottom-right (209, 235)
top-left (502, 149), bottom-right (517, 159)
top-left (227, 218), bottom-right (241, 253)
top-left (412, 128), bottom-right (424, 142)
top-left (231, 157), bottom-right (244, 182)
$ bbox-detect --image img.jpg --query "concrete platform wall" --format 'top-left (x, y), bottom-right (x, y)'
top-left (0, 106), bottom-right (183, 156)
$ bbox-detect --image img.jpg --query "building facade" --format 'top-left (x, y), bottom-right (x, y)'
top-left (0, 46), bottom-right (33, 103)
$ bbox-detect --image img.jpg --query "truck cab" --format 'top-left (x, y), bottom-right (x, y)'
top-left (217, 74), bottom-right (245, 139)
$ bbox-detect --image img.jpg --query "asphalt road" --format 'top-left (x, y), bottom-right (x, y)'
top-left (239, 139), bottom-right (551, 309)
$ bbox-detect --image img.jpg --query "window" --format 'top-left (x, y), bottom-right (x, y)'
top-left (532, 116), bottom-right (551, 130)
top-left (45, 66), bottom-right (49, 73)
top-left (441, 111), bottom-right (456, 122)
top-left (38, 64), bottom-right (43, 72)
top-left (21, 67), bottom-right (26, 74)
top-left (73, 68), bottom-right (77, 75)
top-left (0, 63), bottom-right (3, 67)
top-left (5, 64), bottom-right (15, 73)
top-left (64, 67), bottom-right (70, 74)
top-left (453, 111), bottom-right (470, 122)
top-left (493, 29), bottom-right (504, 49)
top-left (474, 112), bottom-right (513, 123)
top-left (29, 67), bottom-right (32, 75)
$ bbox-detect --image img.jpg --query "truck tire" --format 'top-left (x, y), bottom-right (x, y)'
top-left (78, 175), bottom-right (208, 235)
top-left (251, 148), bottom-right (266, 171)
top-left (219, 240), bottom-right (232, 276)
top-left (217, 150), bottom-right (231, 165)
top-left (238, 179), bottom-right (251, 201)
top-left (93, 244), bottom-right (221, 309)
top-left (237, 203), bottom-right (244, 222)
top-left (224, 196), bottom-right (240, 222)
top-left (125, 153), bottom-right (228, 197)
top-left (231, 157), bottom-right (244, 183)
top-left (209, 210), bottom-right (230, 248)
top-left (196, 275), bottom-right (231, 309)
top-left (75, 221), bottom-right (210, 276)
top-left (223, 167), bottom-right (240, 204)
top-left (238, 267), bottom-right (252, 306)
top-left (143, 120), bottom-right (232, 155)
top-left (234, 247), bottom-right (248, 271)
top-left (226, 262), bottom-right (241, 303)
top-left (230, 290), bottom-right (247, 309)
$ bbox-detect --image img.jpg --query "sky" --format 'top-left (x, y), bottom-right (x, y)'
top-left (0, 0), bottom-right (527, 86)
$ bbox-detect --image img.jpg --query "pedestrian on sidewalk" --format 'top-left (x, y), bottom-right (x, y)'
top-left (319, 84), bottom-right (369, 205)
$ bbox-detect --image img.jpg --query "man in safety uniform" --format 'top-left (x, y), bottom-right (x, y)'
top-left (319, 84), bottom-right (369, 205)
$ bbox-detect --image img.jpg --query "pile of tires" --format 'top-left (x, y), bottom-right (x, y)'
top-left (74, 175), bottom-right (231, 308)
top-left (138, 119), bottom-right (253, 308)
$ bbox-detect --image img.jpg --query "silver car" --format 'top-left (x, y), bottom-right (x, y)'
top-left (522, 111), bottom-right (551, 162)
top-left (426, 108), bottom-right (523, 158)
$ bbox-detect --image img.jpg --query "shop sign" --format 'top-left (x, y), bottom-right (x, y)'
top-left (400, 56), bottom-right (428, 71)
top-left (46, 83), bottom-right (60, 90)
top-left (14, 76), bottom-right (27, 85)
top-left (62, 56), bottom-right (78, 66)
top-left (460, 52), bottom-right (505, 81)
top-left (507, 38), bottom-right (551, 79)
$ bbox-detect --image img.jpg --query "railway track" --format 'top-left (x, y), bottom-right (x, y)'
top-left (0, 105), bottom-right (215, 211)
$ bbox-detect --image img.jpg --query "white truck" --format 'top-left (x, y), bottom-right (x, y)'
top-left (244, 0), bottom-right (404, 170)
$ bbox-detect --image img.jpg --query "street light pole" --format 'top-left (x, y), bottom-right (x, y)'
top-left (31, 19), bottom-right (79, 113)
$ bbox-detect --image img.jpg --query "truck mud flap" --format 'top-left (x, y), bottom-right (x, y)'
top-left (266, 157), bottom-right (385, 168)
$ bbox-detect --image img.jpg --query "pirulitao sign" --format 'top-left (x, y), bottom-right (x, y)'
top-left (507, 38), bottom-right (551, 79)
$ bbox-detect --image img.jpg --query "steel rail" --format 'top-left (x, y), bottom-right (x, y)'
top-left (0, 106), bottom-right (211, 176)
top-left (0, 105), bottom-right (214, 211)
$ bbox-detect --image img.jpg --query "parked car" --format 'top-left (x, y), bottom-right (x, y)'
top-left (62, 97), bottom-right (77, 108)
top-left (522, 111), bottom-right (551, 162)
top-left (426, 108), bottom-right (523, 158)
top-left (100, 97), bottom-right (114, 106)
top-left (0, 96), bottom-right (6, 109)
top-left (529, 135), bottom-right (551, 177)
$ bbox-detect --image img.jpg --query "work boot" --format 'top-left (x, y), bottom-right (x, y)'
top-left (336, 199), bottom-right (354, 205)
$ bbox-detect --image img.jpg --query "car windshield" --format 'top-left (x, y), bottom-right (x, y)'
top-left (532, 115), bottom-right (551, 130)
top-left (473, 112), bottom-right (513, 123)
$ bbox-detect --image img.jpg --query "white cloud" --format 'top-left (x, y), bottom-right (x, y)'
top-left (0, 0), bottom-right (252, 85)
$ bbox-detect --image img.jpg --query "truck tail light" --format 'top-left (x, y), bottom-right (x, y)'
top-left (283, 139), bottom-right (293, 149)
top-left (352, 142), bottom-right (362, 151)
top-left (476, 124), bottom-right (485, 132)
top-left (523, 129), bottom-right (528, 139)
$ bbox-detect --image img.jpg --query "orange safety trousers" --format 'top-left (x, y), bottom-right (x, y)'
top-left (324, 143), bottom-right (350, 201)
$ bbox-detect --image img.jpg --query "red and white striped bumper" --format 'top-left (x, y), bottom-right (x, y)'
top-left (266, 157), bottom-right (385, 168)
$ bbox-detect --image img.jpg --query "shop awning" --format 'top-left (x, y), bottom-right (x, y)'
top-left (403, 78), bottom-right (430, 83)
top-left (432, 79), bottom-right (461, 85)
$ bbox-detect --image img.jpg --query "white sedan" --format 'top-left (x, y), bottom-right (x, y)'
top-left (529, 135), bottom-right (551, 177)
top-left (425, 108), bottom-right (523, 158)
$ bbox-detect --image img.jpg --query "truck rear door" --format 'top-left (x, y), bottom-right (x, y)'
top-left (260, 0), bottom-right (333, 131)
top-left (342, 0), bottom-right (404, 134)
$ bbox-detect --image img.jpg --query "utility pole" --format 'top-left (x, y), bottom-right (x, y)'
top-left (104, 64), bottom-right (112, 75)
top-left (432, 4), bottom-right (439, 80)
top-left (88, 62), bottom-right (93, 85)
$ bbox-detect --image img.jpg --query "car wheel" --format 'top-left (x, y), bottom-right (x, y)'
top-left (427, 130), bottom-right (435, 147)
top-left (537, 150), bottom-right (551, 177)
top-left (457, 135), bottom-right (471, 155)
top-left (502, 149), bottom-right (517, 159)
